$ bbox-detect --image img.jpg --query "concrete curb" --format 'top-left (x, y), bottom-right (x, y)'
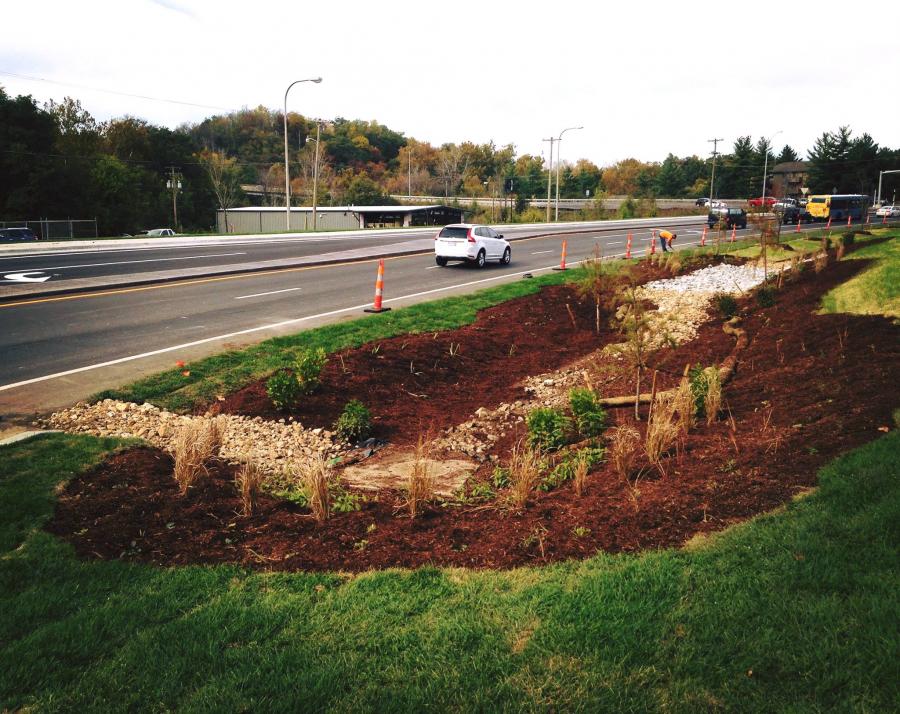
top-left (0, 430), bottom-right (62, 446)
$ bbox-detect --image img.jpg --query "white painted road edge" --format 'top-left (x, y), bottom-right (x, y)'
top-left (0, 242), bottom-right (706, 394)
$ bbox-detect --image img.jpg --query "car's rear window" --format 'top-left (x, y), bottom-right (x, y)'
top-left (438, 227), bottom-right (469, 238)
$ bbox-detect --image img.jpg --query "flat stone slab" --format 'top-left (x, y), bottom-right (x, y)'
top-left (340, 450), bottom-right (476, 496)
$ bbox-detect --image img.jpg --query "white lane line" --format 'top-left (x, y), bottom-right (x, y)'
top-left (531, 250), bottom-right (553, 254)
top-left (607, 241), bottom-right (623, 245)
top-left (425, 265), bottom-right (441, 270)
top-left (11, 252), bottom-right (247, 272)
top-left (0, 261), bottom-right (570, 392)
top-left (235, 287), bottom-right (302, 300)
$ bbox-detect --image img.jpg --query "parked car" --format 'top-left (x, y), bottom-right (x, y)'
top-left (775, 205), bottom-right (813, 224)
top-left (0, 227), bottom-right (38, 242)
top-left (708, 207), bottom-right (748, 229)
top-left (695, 197), bottom-right (710, 207)
top-left (434, 224), bottom-right (511, 268)
top-left (710, 200), bottom-right (728, 208)
top-left (146, 228), bottom-right (176, 237)
top-left (772, 198), bottom-right (799, 210)
top-left (875, 205), bottom-right (900, 217)
top-left (748, 196), bottom-right (778, 208)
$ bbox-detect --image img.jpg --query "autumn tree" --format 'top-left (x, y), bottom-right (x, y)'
top-left (199, 150), bottom-right (242, 231)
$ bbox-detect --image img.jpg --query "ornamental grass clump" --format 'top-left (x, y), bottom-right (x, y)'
top-left (608, 425), bottom-right (641, 482)
top-left (672, 371), bottom-right (695, 436)
top-left (298, 454), bottom-right (331, 524)
top-left (507, 440), bottom-right (542, 510)
top-left (235, 459), bottom-right (266, 516)
top-left (406, 435), bottom-right (434, 519)
top-left (172, 417), bottom-right (224, 493)
top-left (645, 393), bottom-right (679, 472)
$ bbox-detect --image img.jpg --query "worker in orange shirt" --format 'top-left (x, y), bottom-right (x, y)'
top-left (659, 229), bottom-right (676, 252)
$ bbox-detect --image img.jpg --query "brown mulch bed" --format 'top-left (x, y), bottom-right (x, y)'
top-left (47, 255), bottom-right (900, 571)
top-left (206, 261), bottom-right (680, 444)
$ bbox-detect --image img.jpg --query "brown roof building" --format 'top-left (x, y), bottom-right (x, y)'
top-left (770, 161), bottom-right (809, 199)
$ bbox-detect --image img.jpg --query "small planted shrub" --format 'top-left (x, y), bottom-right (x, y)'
top-left (569, 388), bottom-right (607, 439)
top-left (294, 347), bottom-right (327, 394)
top-left (755, 286), bottom-right (776, 308)
top-left (527, 407), bottom-right (571, 452)
top-left (266, 370), bottom-right (301, 410)
top-left (841, 231), bottom-right (855, 246)
top-left (714, 293), bottom-right (738, 319)
top-left (540, 447), bottom-right (603, 492)
top-left (334, 400), bottom-right (372, 443)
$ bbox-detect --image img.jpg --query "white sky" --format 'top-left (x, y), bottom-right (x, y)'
top-left (3, 0), bottom-right (898, 167)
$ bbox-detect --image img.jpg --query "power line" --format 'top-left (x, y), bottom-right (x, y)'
top-left (0, 70), bottom-right (232, 111)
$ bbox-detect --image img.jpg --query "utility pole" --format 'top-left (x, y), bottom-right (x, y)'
top-left (408, 146), bottom-right (412, 198)
top-left (166, 166), bottom-right (182, 231)
top-left (707, 138), bottom-right (723, 207)
top-left (543, 137), bottom-right (555, 222)
top-left (312, 120), bottom-right (322, 231)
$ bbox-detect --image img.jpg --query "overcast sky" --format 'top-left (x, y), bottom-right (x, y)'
top-left (3, 0), bottom-right (898, 167)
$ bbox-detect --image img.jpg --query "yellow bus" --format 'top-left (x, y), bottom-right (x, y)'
top-left (806, 194), bottom-right (870, 222)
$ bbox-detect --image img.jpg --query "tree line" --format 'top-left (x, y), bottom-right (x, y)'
top-left (2, 85), bottom-right (898, 235)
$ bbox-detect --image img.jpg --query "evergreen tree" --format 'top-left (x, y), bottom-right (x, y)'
top-left (777, 145), bottom-right (799, 163)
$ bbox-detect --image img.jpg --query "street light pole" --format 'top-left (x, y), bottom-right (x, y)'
top-left (543, 137), bottom-right (555, 222)
top-left (555, 126), bottom-right (583, 221)
top-left (760, 130), bottom-right (782, 206)
top-left (877, 169), bottom-right (900, 205)
top-left (312, 120), bottom-right (322, 231)
top-left (283, 77), bottom-right (322, 232)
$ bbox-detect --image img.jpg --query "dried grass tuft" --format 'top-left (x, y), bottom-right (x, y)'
top-left (298, 454), bottom-right (331, 524)
top-left (507, 440), bottom-right (543, 510)
top-left (672, 371), bottom-right (695, 436)
top-left (609, 425), bottom-right (641, 482)
top-left (573, 452), bottom-right (590, 497)
top-left (814, 249), bottom-right (828, 274)
top-left (173, 417), bottom-right (224, 493)
top-left (235, 459), bottom-right (266, 516)
top-left (406, 435), bottom-right (434, 518)
top-left (702, 367), bottom-right (723, 426)
top-left (645, 393), bottom-right (679, 471)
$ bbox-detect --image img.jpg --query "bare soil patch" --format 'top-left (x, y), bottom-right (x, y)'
top-left (47, 256), bottom-right (899, 571)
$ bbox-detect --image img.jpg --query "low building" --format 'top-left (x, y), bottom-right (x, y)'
top-left (770, 161), bottom-right (809, 199)
top-left (217, 205), bottom-right (464, 234)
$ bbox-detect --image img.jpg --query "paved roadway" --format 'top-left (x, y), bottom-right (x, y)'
top-left (0, 216), bottom-right (889, 421)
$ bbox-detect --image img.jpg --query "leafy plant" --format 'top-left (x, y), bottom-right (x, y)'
top-left (469, 482), bottom-right (495, 501)
top-left (294, 347), bottom-right (327, 394)
top-left (491, 466), bottom-right (510, 489)
top-left (527, 407), bottom-right (571, 452)
top-left (569, 387), bottom-right (607, 439)
top-left (714, 293), bottom-right (738, 319)
top-left (331, 485), bottom-right (364, 514)
top-left (572, 526), bottom-right (591, 538)
top-left (755, 286), bottom-right (777, 308)
top-left (266, 370), bottom-right (301, 410)
top-left (539, 447), bottom-right (603, 492)
top-left (333, 400), bottom-right (372, 443)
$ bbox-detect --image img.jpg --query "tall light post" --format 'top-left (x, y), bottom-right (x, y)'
top-left (555, 126), bottom-right (583, 221)
top-left (311, 120), bottom-right (323, 231)
top-left (877, 169), bottom-right (900, 205)
top-left (760, 130), bottom-right (782, 205)
top-left (542, 137), bottom-right (555, 222)
top-left (283, 77), bottom-right (322, 232)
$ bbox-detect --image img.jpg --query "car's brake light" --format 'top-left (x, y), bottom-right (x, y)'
top-left (467, 229), bottom-right (476, 243)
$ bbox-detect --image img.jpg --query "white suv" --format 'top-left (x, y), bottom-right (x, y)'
top-left (434, 224), bottom-right (511, 268)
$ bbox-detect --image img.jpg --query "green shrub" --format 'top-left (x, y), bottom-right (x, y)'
top-left (755, 286), bottom-right (776, 308)
top-left (841, 231), bottom-right (856, 246)
top-left (295, 347), bottom-right (327, 394)
top-left (539, 447), bottom-right (604, 491)
top-left (491, 466), bottom-right (510, 489)
top-left (334, 400), bottom-right (372, 443)
top-left (266, 371), bottom-right (301, 410)
top-left (527, 407), bottom-right (571, 452)
top-left (569, 388), bottom-right (607, 438)
top-left (714, 293), bottom-right (738, 319)
top-left (618, 197), bottom-right (637, 220)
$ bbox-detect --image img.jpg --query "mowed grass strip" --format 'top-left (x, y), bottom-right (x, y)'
top-left (820, 229), bottom-right (899, 316)
top-left (94, 267), bottom-right (579, 412)
top-left (1, 431), bottom-right (898, 711)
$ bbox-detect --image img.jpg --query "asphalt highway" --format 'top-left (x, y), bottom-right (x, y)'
top-left (0, 215), bottom-right (887, 420)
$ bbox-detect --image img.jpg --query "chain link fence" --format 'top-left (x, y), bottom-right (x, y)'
top-left (0, 219), bottom-right (98, 240)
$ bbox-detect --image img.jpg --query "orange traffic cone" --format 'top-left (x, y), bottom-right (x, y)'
top-left (826, 216), bottom-right (832, 230)
top-left (650, 231), bottom-right (657, 254)
top-left (553, 239), bottom-right (568, 271)
top-left (847, 214), bottom-right (852, 227)
top-left (700, 226), bottom-right (707, 247)
top-left (364, 259), bottom-right (391, 313)
top-left (625, 233), bottom-right (633, 259)
top-left (796, 215), bottom-right (802, 233)
top-left (730, 225), bottom-right (736, 243)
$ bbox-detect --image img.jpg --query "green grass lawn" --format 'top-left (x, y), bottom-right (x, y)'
top-left (820, 230), bottom-right (899, 317)
top-left (1, 431), bottom-right (898, 712)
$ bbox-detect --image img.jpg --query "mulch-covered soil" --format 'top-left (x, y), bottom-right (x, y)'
top-left (47, 251), bottom-right (900, 571)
